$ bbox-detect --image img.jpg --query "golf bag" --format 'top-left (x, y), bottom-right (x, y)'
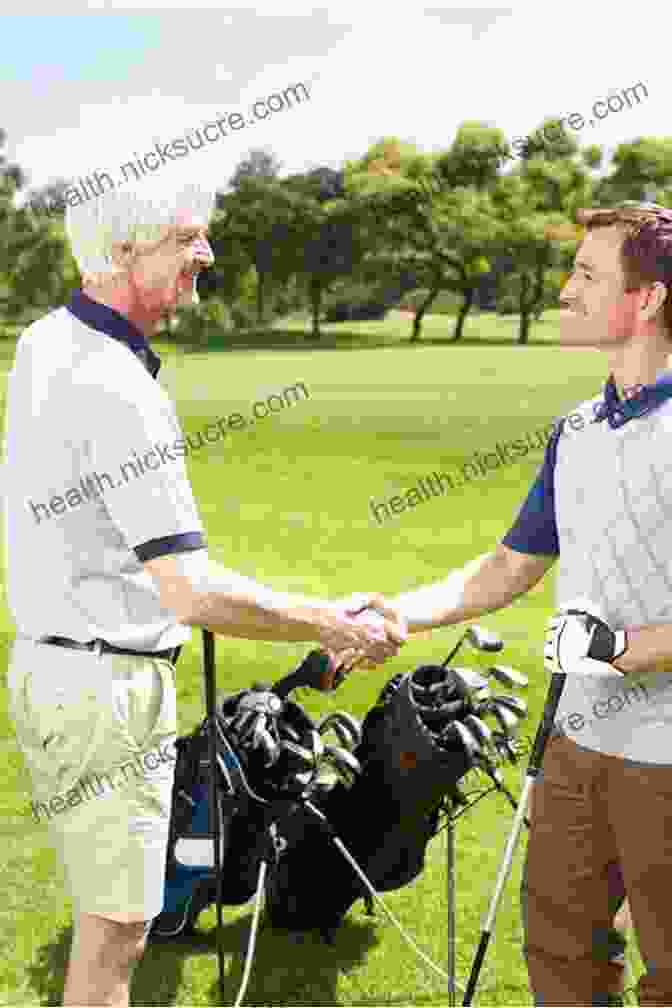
top-left (150, 682), bottom-right (322, 938)
top-left (151, 658), bottom-right (509, 942)
top-left (264, 664), bottom-right (478, 936)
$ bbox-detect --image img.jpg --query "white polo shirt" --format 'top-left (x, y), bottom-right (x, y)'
top-left (1, 289), bottom-right (207, 651)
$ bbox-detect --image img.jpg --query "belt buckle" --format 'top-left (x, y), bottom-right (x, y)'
top-left (93, 639), bottom-right (104, 658)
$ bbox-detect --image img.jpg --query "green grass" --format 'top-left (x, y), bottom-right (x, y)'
top-left (208, 307), bottom-right (567, 352)
top-left (0, 312), bottom-right (643, 1005)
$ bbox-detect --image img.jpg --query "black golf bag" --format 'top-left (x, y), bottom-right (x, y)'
top-left (150, 660), bottom-right (493, 941)
top-left (264, 665), bottom-right (477, 936)
top-left (150, 682), bottom-right (323, 938)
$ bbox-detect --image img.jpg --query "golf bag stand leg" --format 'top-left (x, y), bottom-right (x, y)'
top-left (203, 629), bottom-right (227, 1003)
top-left (462, 670), bottom-right (567, 1006)
top-left (448, 798), bottom-right (466, 1007)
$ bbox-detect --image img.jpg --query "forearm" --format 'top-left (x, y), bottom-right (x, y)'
top-left (184, 558), bottom-right (332, 643)
top-left (392, 551), bottom-right (522, 633)
top-left (613, 623), bottom-right (672, 676)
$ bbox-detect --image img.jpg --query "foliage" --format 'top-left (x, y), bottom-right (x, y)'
top-left (171, 298), bottom-right (234, 348)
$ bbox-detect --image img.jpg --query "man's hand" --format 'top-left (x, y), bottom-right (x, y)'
top-left (544, 597), bottom-right (628, 678)
top-left (325, 594), bottom-right (408, 676)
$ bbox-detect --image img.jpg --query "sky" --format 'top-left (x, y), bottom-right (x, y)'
top-left (2, 4), bottom-right (669, 205)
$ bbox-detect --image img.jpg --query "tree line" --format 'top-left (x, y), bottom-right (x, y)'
top-left (2, 117), bottom-right (672, 344)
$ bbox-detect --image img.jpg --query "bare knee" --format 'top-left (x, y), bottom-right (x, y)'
top-left (73, 914), bottom-right (150, 970)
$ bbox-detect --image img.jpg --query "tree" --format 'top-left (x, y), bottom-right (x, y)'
top-left (347, 135), bottom-right (501, 342)
top-left (284, 166), bottom-right (372, 340)
top-left (228, 147), bottom-right (282, 189)
top-left (0, 131), bottom-right (76, 323)
top-left (488, 118), bottom-right (595, 342)
top-left (591, 136), bottom-right (672, 207)
top-left (218, 154), bottom-right (299, 325)
top-left (490, 173), bottom-right (586, 343)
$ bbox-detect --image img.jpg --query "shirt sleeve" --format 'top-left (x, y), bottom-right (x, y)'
top-left (500, 420), bottom-right (562, 556)
top-left (88, 383), bottom-right (207, 562)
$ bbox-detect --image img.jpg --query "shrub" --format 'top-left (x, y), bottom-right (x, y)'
top-left (171, 298), bottom-right (233, 347)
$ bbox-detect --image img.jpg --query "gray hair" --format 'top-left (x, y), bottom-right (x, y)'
top-left (64, 181), bottom-right (216, 282)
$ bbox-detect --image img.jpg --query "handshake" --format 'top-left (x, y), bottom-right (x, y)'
top-left (316, 592), bottom-right (408, 681)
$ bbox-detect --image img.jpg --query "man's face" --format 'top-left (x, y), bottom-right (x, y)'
top-left (558, 225), bottom-right (641, 347)
top-left (128, 210), bottom-right (214, 318)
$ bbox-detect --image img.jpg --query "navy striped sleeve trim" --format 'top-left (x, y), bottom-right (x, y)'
top-left (134, 532), bottom-right (207, 563)
top-left (500, 420), bottom-right (563, 556)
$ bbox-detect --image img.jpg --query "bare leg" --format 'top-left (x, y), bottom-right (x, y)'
top-left (62, 913), bottom-right (151, 1007)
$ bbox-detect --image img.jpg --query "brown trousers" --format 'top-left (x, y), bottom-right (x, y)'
top-left (521, 732), bottom-right (672, 1006)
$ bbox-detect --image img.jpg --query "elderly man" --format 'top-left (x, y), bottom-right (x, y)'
top-left (2, 179), bottom-right (405, 1007)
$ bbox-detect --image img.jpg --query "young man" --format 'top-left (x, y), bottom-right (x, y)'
top-left (386, 202), bottom-right (672, 1005)
top-left (2, 180), bottom-right (405, 1007)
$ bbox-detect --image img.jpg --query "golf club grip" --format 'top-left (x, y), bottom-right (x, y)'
top-left (273, 650), bottom-right (341, 697)
top-left (273, 603), bottom-right (375, 695)
top-left (528, 672), bottom-right (566, 770)
top-left (463, 932), bottom-right (491, 1005)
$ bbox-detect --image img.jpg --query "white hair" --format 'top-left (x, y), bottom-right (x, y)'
top-left (64, 180), bottom-right (216, 282)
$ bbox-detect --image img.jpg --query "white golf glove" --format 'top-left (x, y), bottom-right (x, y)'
top-left (544, 596), bottom-right (628, 678)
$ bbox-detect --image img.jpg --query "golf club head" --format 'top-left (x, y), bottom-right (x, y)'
top-left (452, 667), bottom-right (491, 711)
top-left (492, 731), bottom-right (519, 765)
top-left (441, 719), bottom-right (481, 768)
top-left (466, 625), bottom-right (504, 653)
top-left (282, 739), bottom-right (316, 768)
top-left (321, 744), bottom-right (361, 787)
top-left (452, 667), bottom-right (490, 694)
top-left (492, 694), bottom-right (528, 719)
top-left (463, 713), bottom-right (496, 754)
top-left (487, 665), bottom-right (529, 689)
top-left (309, 729), bottom-right (325, 762)
top-left (316, 712), bottom-right (362, 751)
top-left (484, 700), bottom-right (521, 737)
top-left (251, 720), bottom-right (280, 766)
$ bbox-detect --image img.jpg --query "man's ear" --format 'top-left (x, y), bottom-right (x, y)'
top-left (644, 280), bottom-right (669, 322)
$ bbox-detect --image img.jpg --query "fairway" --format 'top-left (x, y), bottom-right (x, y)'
top-left (0, 323), bottom-right (643, 1005)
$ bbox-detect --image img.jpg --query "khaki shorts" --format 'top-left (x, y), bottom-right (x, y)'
top-left (8, 638), bottom-right (178, 923)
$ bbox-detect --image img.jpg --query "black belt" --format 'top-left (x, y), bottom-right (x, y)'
top-left (39, 636), bottom-right (182, 667)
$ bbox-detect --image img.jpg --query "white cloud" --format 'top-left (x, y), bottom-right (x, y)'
top-left (10, 5), bottom-right (670, 199)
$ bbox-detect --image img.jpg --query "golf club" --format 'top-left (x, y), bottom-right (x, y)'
top-left (441, 720), bottom-right (482, 767)
top-left (462, 665), bottom-right (568, 1004)
top-left (321, 744), bottom-right (362, 787)
top-left (487, 665), bottom-right (529, 689)
top-left (281, 739), bottom-right (317, 768)
top-left (492, 731), bottom-right (519, 765)
top-left (442, 624), bottom-right (504, 668)
top-left (463, 714), bottom-right (497, 758)
top-left (478, 700), bottom-right (521, 737)
top-left (492, 695), bottom-right (528, 718)
top-left (316, 712), bottom-right (362, 751)
top-left (274, 649), bottom-right (344, 697)
top-left (452, 667), bottom-right (491, 697)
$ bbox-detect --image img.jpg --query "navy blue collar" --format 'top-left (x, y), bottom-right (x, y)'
top-left (592, 370), bottom-right (672, 428)
top-left (65, 289), bottom-right (162, 379)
